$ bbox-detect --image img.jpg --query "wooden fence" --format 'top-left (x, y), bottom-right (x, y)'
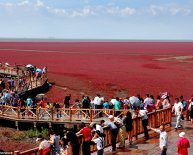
top-left (10, 108), bottom-right (172, 155)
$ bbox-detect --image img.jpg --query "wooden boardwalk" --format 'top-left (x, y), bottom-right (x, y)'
top-left (99, 118), bottom-right (193, 155)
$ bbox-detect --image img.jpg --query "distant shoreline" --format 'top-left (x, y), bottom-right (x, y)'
top-left (0, 38), bottom-right (193, 42)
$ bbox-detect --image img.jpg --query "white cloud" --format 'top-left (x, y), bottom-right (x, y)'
top-left (107, 6), bottom-right (136, 16)
top-left (18, 0), bottom-right (30, 6)
top-left (46, 6), bottom-right (68, 16)
top-left (148, 4), bottom-right (191, 16)
top-left (0, 1), bottom-right (192, 18)
top-left (71, 8), bottom-right (92, 17)
top-left (35, 0), bottom-right (44, 8)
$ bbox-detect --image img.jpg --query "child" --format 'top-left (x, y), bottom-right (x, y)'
top-left (91, 130), bottom-right (104, 155)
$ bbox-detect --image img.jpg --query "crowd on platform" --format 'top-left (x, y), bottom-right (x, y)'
top-left (33, 92), bottom-right (193, 155)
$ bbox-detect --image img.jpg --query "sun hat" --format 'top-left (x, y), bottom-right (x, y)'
top-left (108, 115), bottom-right (114, 119)
top-left (179, 132), bottom-right (185, 137)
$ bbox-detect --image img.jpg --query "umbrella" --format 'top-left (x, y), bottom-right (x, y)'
top-left (26, 64), bottom-right (33, 68)
top-left (36, 93), bottom-right (47, 101)
top-left (36, 68), bottom-right (42, 74)
top-left (129, 96), bottom-right (141, 107)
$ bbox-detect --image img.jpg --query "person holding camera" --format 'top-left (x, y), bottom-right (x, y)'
top-left (91, 130), bottom-right (104, 155)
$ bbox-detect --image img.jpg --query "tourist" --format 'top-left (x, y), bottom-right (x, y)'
top-left (172, 98), bottom-right (183, 130)
top-left (64, 94), bottom-right (71, 108)
top-left (103, 100), bottom-right (109, 109)
top-left (188, 98), bottom-right (193, 126)
top-left (65, 131), bottom-right (80, 155)
top-left (177, 132), bottom-right (190, 155)
top-left (91, 130), bottom-right (104, 155)
top-left (144, 94), bottom-right (153, 108)
top-left (123, 111), bottom-right (133, 145)
top-left (114, 97), bottom-right (121, 116)
top-left (162, 96), bottom-right (170, 109)
top-left (53, 102), bottom-right (61, 118)
top-left (82, 96), bottom-right (90, 117)
top-left (90, 122), bottom-right (104, 134)
top-left (138, 108), bottom-right (149, 139)
top-left (36, 134), bottom-right (50, 155)
top-left (148, 125), bottom-right (168, 155)
top-left (155, 96), bottom-right (162, 110)
top-left (48, 131), bottom-right (60, 155)
top-left (114, 116), bottom-right (126, 148)
top-left (76, 122), bottom-right (92, 155)
top-left (93, 94), bottom-right (103, 117)
top-left (180, 96), bottom-right (187, 120)
top-left (104, 115), bottom-right (118, 152)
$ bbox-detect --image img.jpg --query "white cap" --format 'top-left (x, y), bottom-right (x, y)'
top-left (179, 132), bottom-right (185, 137)
top-left (108, 115), bottom-right (114, 119)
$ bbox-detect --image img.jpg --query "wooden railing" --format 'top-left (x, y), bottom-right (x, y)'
top-left (0, 65), bottom-right (47, 93)
top-left (0, 105), bottom-right (172, 123)
top-left (10, 108), bottom-right (172, 155)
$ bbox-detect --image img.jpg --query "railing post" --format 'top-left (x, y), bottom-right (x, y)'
top-left (70, 108), bottom-right (72, 121)
top-left (113, 108), bottom-right (115, 116)
top-left (90, 108), bottom-right (93, 123)
top-left (14, 151), bottom-right (20, 155)
top-left (51, 108), bottom-right (54, 120)
top-left (17, 107), bottom-right (20, 119)
top-left (36, 107), bottom-right (39, 120)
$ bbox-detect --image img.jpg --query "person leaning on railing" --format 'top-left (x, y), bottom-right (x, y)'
top-left (103, 115), bottom-right (119, 153)
top-left (36, 134), bottom-right (51, 155)
top-left (76, 122), bottom-right (92, 155)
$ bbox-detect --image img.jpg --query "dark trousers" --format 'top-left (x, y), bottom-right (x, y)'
top-left (161, 148), bottom-right (167, 155)
top-left (142, 119), bottom-right (149, 138)
top-left (95, 105), bottom-right (103, 117)
top-left (72, 143), bottom-right (80, 155)
top-left (97, 149), bottom-right (103, 155)
top-left (82, 141), bottom-right (91, 155)
top-left (111, 128), bottom-right (118, 151)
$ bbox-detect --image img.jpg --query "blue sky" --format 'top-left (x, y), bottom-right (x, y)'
top-left (0, 0), bottom-right (193, 40)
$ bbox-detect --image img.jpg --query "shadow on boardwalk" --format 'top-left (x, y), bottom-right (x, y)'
top-left (98, 118), bottom-right (193, 155)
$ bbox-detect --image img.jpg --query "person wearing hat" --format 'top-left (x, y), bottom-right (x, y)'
top-left (90, 122), bottom-right (104, 134)
top-left (36, 134), bottom-right (50, 155)
top-left (104, 115), bottom-right (118, 152)
top-left (177, 132), bottom-right (190, 155)
top-left (147, 125), bottom-right (168, 155)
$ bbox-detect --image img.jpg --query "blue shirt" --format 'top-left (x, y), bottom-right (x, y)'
top-left (104, 122), bottom-right (117, 130)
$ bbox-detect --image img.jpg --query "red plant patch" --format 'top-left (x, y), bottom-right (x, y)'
top-left (0, 42), bottom-right (193, 101)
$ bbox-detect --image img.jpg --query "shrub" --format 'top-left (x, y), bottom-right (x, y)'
top-left (25, 129), bottom-right (39, 138)
top-left (40, 127), bottom-right (49, 138)
top-left (13, 131), bottom-right (26, 140)
top-left (25, 128), bottom-right (48, 138)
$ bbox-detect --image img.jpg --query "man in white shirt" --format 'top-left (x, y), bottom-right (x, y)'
top-left (172, 98), bottom-right (183, 130)
top-left (148, 125), bottom-right (168, 155)
top-left (138, 109), bottom-right (149, 139)
top-left (90, 122), bottom-right (104, 133)
top-left (93, 94), bottom-right (103, 117)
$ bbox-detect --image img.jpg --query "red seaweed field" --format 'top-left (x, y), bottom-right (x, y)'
top-left (0, 41), bottom-right (193, 102)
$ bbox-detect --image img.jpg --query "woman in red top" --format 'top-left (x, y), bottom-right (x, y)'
top-left (76, 122), bottom-right (91, 155)
top-left (177, 132), bottom-right (190, 155)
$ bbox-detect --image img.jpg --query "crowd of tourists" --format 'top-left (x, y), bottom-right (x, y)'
top-left (33, 92), bottom-right (193, 155)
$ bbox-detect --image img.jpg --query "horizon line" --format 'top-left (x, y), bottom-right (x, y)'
top-left (0, 37), bottom-right (193, 42)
